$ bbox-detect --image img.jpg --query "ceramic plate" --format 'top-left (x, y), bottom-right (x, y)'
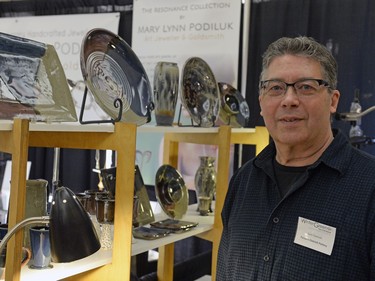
top-left (80, 28), bottom-right (153, 125)
top-left (155, 164), bottom-right (188, 219)
top-left (150, 219), bottom-right (198, 233)
top-left (181, 57), bottom-right (220, 127)
top-left (217, 82), bottom-right (250, 127)
top-left (132, 226), bottom-right (170, 240)
top-left (0, 32), bottom-right (77, 122)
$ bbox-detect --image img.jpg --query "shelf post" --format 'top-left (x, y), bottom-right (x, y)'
top-left (5, 119), bottom-right (30, 281)
top-left (210, 126), bottom-right (231, 281)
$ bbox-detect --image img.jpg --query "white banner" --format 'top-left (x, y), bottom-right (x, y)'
top-left (0, 13), bottom-right (120, 120)
top-left (132, 0), bottom-right (241, 187)
top-left (132, 0), bottom-right (242, 87)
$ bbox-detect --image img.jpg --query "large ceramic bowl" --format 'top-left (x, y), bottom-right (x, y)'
top-left (217, 82), bottom-right (250, 127)
top-left (181, 57), bottom-right (220, 127)
top-left (80, 28), bottom-right (154, 125)
top-left (155, 164), bottom-right (188, 219)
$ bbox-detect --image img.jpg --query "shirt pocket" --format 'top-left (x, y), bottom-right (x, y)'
top-left (282, 230), bottom-right (349, 281)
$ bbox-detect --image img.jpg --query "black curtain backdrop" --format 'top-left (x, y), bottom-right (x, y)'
top-left (0, 0), bottom-right (374, 190)
top-left (243, 0), bottom-right (375, 162)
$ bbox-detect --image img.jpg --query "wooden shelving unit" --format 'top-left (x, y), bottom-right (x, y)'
top-left (0, 120), bottom-right (137, 281)
top-left (157, 126), bottom-right (269, 281)
top-left (0, 120), bottom-right (269, 281)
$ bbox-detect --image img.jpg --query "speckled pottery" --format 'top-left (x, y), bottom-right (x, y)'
top-left (217, 82), bottom-right (250, 127)
top-left (181, 57), bottom-right (220, 127)
top-left (194, 156), bottom-right (216, 216)
top-left (153, 62), bottom-right (179, 126)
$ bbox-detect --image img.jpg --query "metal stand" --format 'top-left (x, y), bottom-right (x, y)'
top-left (79, 86), bottom-right (123, 125)
top-left (177, 104), bottom-right (215, 127)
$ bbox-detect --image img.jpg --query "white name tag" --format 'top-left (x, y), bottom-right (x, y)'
top-left (294, 217), bottom-right (336, 255)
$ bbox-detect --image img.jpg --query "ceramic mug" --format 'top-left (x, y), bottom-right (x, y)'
top-left (84, 189), bottom-right (100, 215)
top-left (29, 226), bottom-right (52, 269)
top-left (75, 192), bottom-right (90, 211)
top-left (95, 196), bottom-right (115, 224)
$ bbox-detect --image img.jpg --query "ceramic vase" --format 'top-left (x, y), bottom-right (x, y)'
top-left (24, 179), bottom-right (48, 248)
top-left (194, 156), bottom-right (216, 216)
top-left (153, 61), bottom-right (179, 126)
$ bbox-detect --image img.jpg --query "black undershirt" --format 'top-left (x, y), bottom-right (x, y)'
top-left (273, 158), bottom-right (309, 197)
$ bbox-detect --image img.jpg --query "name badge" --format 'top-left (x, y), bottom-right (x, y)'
top-left (294, 217), bottom-right (336, 255)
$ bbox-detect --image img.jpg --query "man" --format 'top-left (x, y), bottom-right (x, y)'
top-left (217, 36), bottom-right (375, 280)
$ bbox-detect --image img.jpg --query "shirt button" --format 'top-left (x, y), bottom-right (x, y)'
top-left (263, 255), bottom-right (270, 262)
top-left (273, 217), bottom-right (279, 223)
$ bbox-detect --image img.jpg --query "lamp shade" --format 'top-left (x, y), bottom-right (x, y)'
top-left (49, 186), bottom-right (101, 262)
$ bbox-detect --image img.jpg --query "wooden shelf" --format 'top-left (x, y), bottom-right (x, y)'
top-left (20, 204), bottom-right (213, 281)
top-left (132, 204), bottom-right (214, 256)
top-left (0, 121), bottom-right (256, 134)
top-left (0, 120), bottom-right (137, 281)
top-left (157, 126), bottom-right (269, 281)
top-left (21, 249), bottom-right (112, 281)
top-left (0, 120), bottom-right (268, 281)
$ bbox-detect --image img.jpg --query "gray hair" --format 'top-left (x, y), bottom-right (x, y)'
top-left (260, 36), bottom-right (338, 90)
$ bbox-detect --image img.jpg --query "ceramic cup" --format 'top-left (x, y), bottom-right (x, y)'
top-left (29, 226), bottom-right (52, 269)
top-left (95, 196), bottom-right (115, 224)
top-left (84, 189), bottom-right (100, 215)
top-left (75, 192), bottom-right (90, 211)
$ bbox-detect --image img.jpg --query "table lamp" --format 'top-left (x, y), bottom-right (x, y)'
top-left (0, 186), bottom-right (101, 264)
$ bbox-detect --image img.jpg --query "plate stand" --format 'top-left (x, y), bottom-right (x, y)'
top-left (224, 112), bottom-right (237, 126)
top-left (176, 104), bottom-right (215, 127)
top-left (79, 86), bottom-right (123, 125)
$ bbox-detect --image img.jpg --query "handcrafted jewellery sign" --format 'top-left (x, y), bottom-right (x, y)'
top-left (132, 0), bottom-right (242, 87)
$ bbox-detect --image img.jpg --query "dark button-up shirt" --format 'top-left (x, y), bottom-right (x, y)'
top-left (217, 130), bottom-right (375, 280)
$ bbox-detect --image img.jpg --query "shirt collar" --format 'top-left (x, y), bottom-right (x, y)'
top-left (255, 129), bottom-right (351, 176)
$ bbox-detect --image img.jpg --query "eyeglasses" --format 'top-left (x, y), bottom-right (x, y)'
top-left (259, 79), bottom-right (331, 98)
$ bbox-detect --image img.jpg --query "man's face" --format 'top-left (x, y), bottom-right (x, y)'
top-left (259, 54), bottom-right (340, 148)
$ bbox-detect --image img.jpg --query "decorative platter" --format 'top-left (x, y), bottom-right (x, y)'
top-left (150, 218), bottom-right (198, 233)
top-left (181, 57), bottom-right (220, 127)
top-left (80, 28), bottom-right (153, 125)
top-left (0, 32), bottom-right (77, 122)
top-left (217, 82), bottom-right (250, 127)
top-left (132, 226), bottom-right (170, 240)
top-left (155, 164), bottom-right (188, 219)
